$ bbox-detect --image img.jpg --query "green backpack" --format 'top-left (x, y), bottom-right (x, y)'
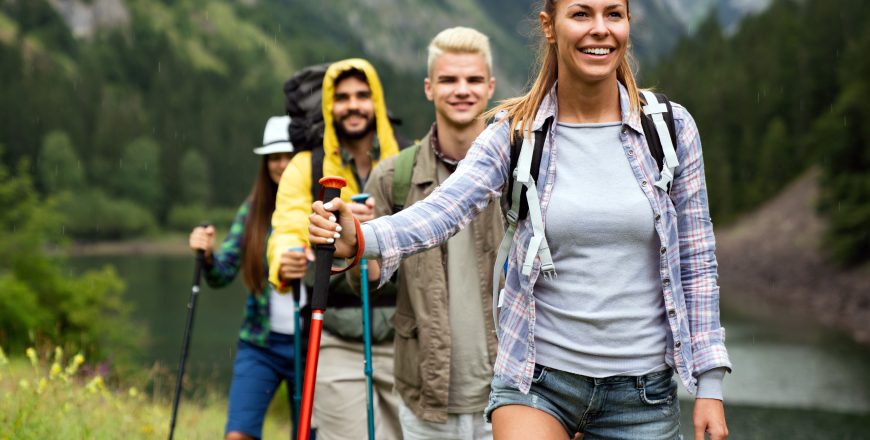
top-left (390, 142), bottom-right (420, 213)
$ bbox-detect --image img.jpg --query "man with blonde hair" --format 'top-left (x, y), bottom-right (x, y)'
top-left (355, 26), bottom-right (500, 439)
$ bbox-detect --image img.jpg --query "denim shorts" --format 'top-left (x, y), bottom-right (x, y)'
top-left (225, 332), bottom-right (297, 439)
top-left (485, 365), bottom-right (681, 439)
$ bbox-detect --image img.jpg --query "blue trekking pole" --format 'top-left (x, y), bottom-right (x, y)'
top-left (351, 193), bottom-right (376, 440)
top-left (288, 247), bottom-right (305, 440)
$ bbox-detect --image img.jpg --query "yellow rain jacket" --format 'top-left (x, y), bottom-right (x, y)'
top-left (268, 58), bottom-right (400, 291)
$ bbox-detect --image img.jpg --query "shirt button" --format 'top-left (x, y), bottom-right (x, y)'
top-left (668, 309), bottom-right (676, 318)
top-left (641, 180), bottom-right (648, 187)
top-left (655, 213), bottom-right (661, 222)
top-left (627, 149), bottom-right (634, 156)
top-left (675, 341), bottom-right (682, 349)
top-left (663, 278), bottom-right (671, 287)
top-left (660, 246), bottom-right (667, 255)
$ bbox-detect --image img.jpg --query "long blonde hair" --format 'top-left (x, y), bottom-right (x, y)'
top-left (484, 0), bottom-right (641, 141)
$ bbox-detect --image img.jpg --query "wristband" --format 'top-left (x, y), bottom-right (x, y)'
top-left (330, 216), bottom-right (365, 275)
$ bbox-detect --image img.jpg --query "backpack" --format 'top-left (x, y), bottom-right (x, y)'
top-left (283, 63), bottom-right (332, 202)
top-left (491, 91), bottom-right (680, 324)
top-left (390, 142), bottom-right (420, 213)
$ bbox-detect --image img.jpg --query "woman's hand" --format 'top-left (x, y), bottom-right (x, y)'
top-left (188, 225), bottom-right (215, 260)
top-left (279, 248), bottom-right (313, 281)
top-left (693, 398), bottom-right (728, 440)
top-left (309, 198), bottom-right (357, 259)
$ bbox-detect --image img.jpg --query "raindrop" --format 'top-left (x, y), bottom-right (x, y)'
top-left (158, 61), bottom-right (161, 73)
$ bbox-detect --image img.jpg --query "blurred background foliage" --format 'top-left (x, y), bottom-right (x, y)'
top-left (0, 0), bottom-right (868, 362)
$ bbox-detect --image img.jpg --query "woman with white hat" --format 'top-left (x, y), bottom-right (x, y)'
top-left (189, 115), bottom-right (309, 440)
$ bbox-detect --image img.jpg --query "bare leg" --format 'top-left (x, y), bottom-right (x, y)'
top-left (491, 404), bottom-right (570, 440)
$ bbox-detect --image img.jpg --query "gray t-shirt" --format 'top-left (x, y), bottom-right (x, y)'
top-left (436, 161), bottom-right (493, 413)
top-left (533, 121), bottom-right (669, 378)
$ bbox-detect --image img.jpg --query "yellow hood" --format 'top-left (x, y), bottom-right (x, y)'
top-left (321, 58), bottom-right (400, 173)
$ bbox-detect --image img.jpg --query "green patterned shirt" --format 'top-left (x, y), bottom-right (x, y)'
top-left (203, 201), bottom-right (274, 347)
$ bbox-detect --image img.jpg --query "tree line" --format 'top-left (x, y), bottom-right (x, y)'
top-left (646, 0), bottom-right (870, 265)
top-left (2, 0), bottom-right (867, 265)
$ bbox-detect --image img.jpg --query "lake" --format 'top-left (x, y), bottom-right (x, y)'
top-left (70, 254), bottom-right (870, 438)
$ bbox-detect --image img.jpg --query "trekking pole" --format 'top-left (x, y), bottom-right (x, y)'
top-left (168, 223), bottom-right (209, 440)
top-left (297, 177), bottom-right (347, 440)
top-left (352, 193), bottom-right (376, 440)
top-left (288, 247), bottom-right (305, 440)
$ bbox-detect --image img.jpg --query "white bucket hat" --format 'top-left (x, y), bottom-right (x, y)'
top-left (254, 116), bottom-right (295, 155)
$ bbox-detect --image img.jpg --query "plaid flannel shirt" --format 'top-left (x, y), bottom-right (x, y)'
top-left (365, 83), bottom-right (732, 394)
top-left (204, 201), bottom-right (272, 347)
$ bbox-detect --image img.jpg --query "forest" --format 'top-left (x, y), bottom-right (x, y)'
top-left (0, 0), bottom-right (866, 261)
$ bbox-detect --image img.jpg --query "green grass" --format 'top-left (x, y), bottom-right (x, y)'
top-left (0, 347), bottom-right (291, 439)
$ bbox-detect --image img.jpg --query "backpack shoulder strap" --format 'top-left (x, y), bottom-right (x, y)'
top-left (391, 143), bottom-right (420, 213)
top-left (492, 116), bottom-right (555, 331)
top-left (310, 147), bottom-right (325, 203)
top-left (504, 117), bottom-right (552, 221)
top-left (640, 91), bottom-right (679, 194)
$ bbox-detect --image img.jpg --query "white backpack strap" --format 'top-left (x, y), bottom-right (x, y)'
top-left (514, 128), bottom-right (555, 278)
top-left (492, 156), bottom-right (523, 328)
top-left (641, 91), bottom-right (680, 191)
top-left (491, 126), bottom-right (557, 330)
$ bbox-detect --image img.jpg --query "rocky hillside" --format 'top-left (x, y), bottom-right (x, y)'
top-left (716, 170), bottom-right (870, 346)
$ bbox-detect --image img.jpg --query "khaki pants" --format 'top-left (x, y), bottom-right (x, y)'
top-left (313, 331), bottom-right (401, 440)
top-left (399, 400), bottom-right (492, 440)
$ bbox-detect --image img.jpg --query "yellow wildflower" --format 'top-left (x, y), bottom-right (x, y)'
top-left (19, 379), bottom-right (30, 389)
top-left (141, 424), bottom-right (154, 434)
top-left (26, 347), bottom-right (37, 367)
top-left (85, 375), bottom-right (104, 394)
top-left (49, 362), bottom-right (62, 380)
top-left (65, 353), bottom-right (85, 376)
top-left (128, 387), bottom-right (139, 398)
top-left (37, 378), bottom-right (48, 394)
top-left (54, 346), bottom-right (63, 362)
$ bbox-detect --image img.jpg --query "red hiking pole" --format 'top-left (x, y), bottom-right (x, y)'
top-left (297, 176), bottom-right (347, 440)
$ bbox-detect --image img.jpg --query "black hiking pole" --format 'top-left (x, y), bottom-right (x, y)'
top-left (168, 224), bottom-right (209, 440)
top-left (297, 176), bottom-right (347, 440)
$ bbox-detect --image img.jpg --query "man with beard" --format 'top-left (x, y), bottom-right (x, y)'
top-left (269, 59), bottom-right (402, 440)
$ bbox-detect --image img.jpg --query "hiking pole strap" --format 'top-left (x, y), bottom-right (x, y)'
top-left (641, 91), bottom-right (680, 192)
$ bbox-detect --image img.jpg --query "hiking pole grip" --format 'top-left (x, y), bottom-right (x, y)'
top-left (297, 177), bottom-right (346, 440)
top-left (169, 223), bottom-right (209, 440)
top-left (311, 177), bottom-right (346, 310)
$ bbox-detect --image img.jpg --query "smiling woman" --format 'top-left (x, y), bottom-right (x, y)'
top-left (308, 0), bottom-right (732, 439)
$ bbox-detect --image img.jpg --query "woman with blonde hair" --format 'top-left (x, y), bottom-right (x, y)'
top-left (308, 1), bottom-right (731, 438)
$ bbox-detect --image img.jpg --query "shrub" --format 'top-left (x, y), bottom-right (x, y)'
top-left (56, 189), bottom-right (159, 240)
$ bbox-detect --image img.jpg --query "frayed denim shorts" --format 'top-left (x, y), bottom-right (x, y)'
top-left (485, 365), bottom-right (681, 439)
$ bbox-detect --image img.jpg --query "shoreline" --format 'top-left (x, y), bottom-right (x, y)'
top-left (715, 170), bottom-right (870, 347)
top-left (64, 236), bottom-right (190, 257)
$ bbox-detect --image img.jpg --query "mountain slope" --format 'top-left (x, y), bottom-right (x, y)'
top-left (716, 170), bottom-right (870, 346)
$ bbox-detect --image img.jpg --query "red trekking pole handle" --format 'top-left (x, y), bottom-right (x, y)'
top-left (297, 176), bottom-right (346, 440)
